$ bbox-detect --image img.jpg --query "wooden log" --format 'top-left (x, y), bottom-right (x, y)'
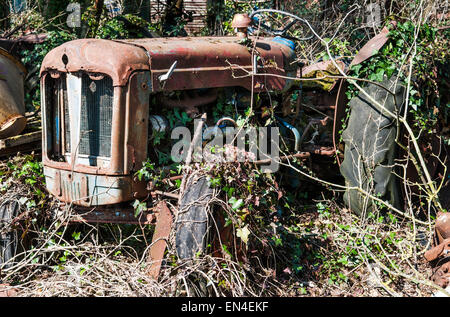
top-left (0, 140), bottom-right (41, 157)
top-left (0, 131), bottom-right (41, 149)
top-left (0, 130), bottom-right (41, 157)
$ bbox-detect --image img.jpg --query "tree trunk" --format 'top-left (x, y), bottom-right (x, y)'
top-left (123, 0), bottom-right (151, 21)
top-left (0, 2), bottom-right (10, 34)
top-left (163, 0), bottom-right (184, 25)
top-left (206, 0), bottom-right (224, 35)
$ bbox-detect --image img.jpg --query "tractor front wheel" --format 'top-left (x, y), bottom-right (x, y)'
top-left (0, 201), bottom-right (20, 269)
top-left (175, 175), bottom-right (213, 259)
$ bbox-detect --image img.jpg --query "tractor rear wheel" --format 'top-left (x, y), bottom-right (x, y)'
top-left (340, 77), bottom-right (405, 217)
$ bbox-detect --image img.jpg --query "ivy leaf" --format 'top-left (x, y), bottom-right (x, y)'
top-left (350, 64), bottom-right (362, 74)
top-left (133, 200), bottom-right (147, 217)
top-left (229, 197), bottom-right (244, 210)
top-left (369, 69), bottom-right (385, 82)
top-left (19, 197), bottom-right (28, 205)
top-left (236, 225), bottom-right (250, 245)
top-left (72, 231), bottom-right (81, 241)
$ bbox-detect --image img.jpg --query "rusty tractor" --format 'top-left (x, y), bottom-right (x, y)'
top-left (0, 9), bottom-right (447, 282)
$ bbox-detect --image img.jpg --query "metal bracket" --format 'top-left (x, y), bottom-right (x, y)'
top-left (158, 60), bottom-right (178, 83)
top-left (147, 200), bottom-right (173, 279)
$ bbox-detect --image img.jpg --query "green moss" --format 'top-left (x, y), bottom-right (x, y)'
top-left (299, 62), bottom-right (342, 91)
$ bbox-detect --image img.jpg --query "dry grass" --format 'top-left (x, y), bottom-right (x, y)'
top-left (0, 174), bottom-right (443, 297)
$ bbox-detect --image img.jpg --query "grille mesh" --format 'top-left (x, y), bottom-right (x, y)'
top-left (79, 74), bottom-right (113, 158)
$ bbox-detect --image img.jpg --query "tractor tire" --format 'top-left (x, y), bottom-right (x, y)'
top-left (0, 201), bottom-right (20, 269)
top-left (175, 176), bottom-right (213, 259)
top-left (340, 77), bottom-right (405, 217)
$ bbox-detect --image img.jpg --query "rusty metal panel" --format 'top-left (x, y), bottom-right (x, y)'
top-left (124, 71), bottom-right (150, 174)
top-left (119, 36), bottom-right (295, 92)
top-left (40, 39), bottom-right (150, 87)
top-left (41, 36), bottom-right (296, 93)
top-left (0, 48), bottom-right (27, 138)
top-left (70, 204), bottom-right (156, 225)
top-left (0, 33), bottom-right (47, 59)
top-left (44, 166), bottom-right (146, 206)
top-left (147, 201), bottom-right (173, 279)
top-left (350, 25), bottom-right (390, 67)
top-left (424, 211), bottom-right (450, 288)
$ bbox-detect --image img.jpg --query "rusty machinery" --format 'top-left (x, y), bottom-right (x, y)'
top-left (1, 9), bottom-right (444, 282)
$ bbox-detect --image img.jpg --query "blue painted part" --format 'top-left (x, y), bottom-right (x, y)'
top-left (272, 36), bottom-right (296, 51)
top-left (55, 116), bottom-right (60, 145)
top-left (275, 116), bottom-right (301, 151)
top-left (275, 116), bottom-right (295, 130)
top-left (250, 12), bottom-right (260, 34)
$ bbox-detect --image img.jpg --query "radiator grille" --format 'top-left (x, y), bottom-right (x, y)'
top-left (79, 74), bottom-right (113, 158)
top-left (62, 78), bottom-right (70, 153)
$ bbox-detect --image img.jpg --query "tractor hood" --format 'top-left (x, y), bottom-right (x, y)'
top-left (40, 36), bottom-right (297, 92)
top-left (40, 39), bottom-right (149, 86)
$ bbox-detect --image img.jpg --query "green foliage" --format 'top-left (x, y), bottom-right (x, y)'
top-left (346, 22), bottom-right (449, 137)
top-left (132, 199), bottom-right (148, 217)
top-left (39, 0), bottom-right (73, 31)
top-left (21, 30), bottom-right (77, 66)
top-left (0, 154), bottom-right (52, 271)
top-left (20, 30), bottom-right (77, 111)
top-left (212, 93), bottom-right (235, 122)
top-left (163, 16), bottom-right (188, 37)
top-left (0, 155), bottom-right (46, 205)
top-left (135, 159), bottom-right (156, 182)
top-left (205, 162), bottom-right (283, 261)
top-left (302, 200), bottom-right (409, 288)
top-left (168, 108), bottom-right (192, 127)
top-left (83, 9), bottom-right (158, 39)
top-left (206, 0), bottom-right (274, 35)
